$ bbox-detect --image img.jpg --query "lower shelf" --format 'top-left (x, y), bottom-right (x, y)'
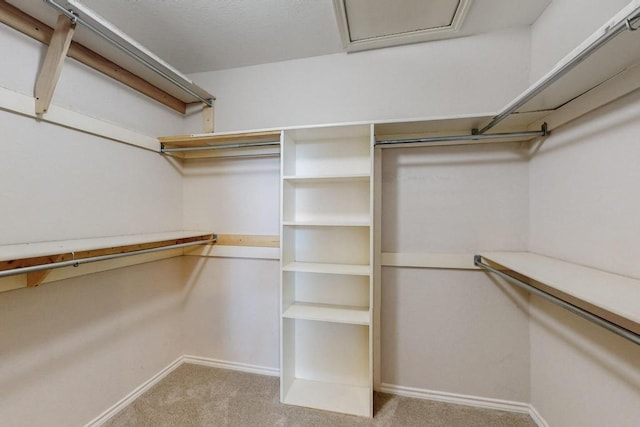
top-left (283, 303), bottom-right (370, 325)
top-left (282, 262), bottom-right (370, 276)
top-left (283, 378), bottom-right (371, 417)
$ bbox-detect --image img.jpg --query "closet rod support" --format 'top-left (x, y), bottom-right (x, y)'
top-left (0, 235), bottom-right (216, 280)
top-left (477, 8), bottom-right (640, 134)
top-left (474, 255), bottom-right (640, 346)
top-left (375, 125), bottom-right (547, 146)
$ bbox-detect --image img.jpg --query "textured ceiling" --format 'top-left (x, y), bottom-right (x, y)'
top-left (80, 0), bottom-right (345, 73)
top-left (9, 0), bottom-right (552, 74)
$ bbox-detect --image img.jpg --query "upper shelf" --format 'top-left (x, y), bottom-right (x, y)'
top-left (511, 1), bottom-right (640, 115)
top-left (158, 130), bottom-right (283, 159)
top-left (159, 130), bottom-right (282, 148)
top-left (0, 231), bottom-right (214, 288)
top-left (376, 1), bottom-right (640, 146)
top-left (3, 1), bottom-right (214, 113)
top-left (479, 252), bottom-right (640, 337)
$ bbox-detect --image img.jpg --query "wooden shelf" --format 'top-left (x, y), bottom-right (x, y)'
top-left (0, 231), bottom-right (214, 288)
top-left (480, 252), bottom-right (640, 335)
top-left (158, 130), bottom-right (282, 149)
top-left (283, 303), bottom-right (370, 325)
top-left (283, 379), bottom-right (371, 417)
top-left (282, 262), bottom-right (370, 276)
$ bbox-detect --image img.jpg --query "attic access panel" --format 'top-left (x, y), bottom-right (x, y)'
top-left (334, 0), bottom-right (473, 51)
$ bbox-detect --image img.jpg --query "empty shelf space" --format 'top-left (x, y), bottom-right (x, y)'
top-left (283, 303), bottom-right (370, 325)
top-left (283, 378), bottom-right (371, 417)
top-left (479, 252), bottom-right (640, 335)
top-left (283, 262), bottom-right (370, 276)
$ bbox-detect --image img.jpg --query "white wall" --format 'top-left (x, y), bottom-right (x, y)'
top-left (380, 143), bottom-right (531, 401)
top-left (527, 2), bottom-right (640, 423)
top-left (181, 28), bottom-right (534, 405)
top-left (180, 154), bottom-right (281, 369)
top-left (528, 89), bottom-right (640, 427)
top-left (182, 257), bottom-right (280, 370)
top-left (0, 259), bottom-right (185, 426)
top-left (0, 22), bottom-right (188, 426)
top-left (186, 28), bottom-right (531, 133)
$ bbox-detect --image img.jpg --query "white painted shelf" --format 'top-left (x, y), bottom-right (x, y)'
top-left (283, 379), bottom-right (371, 417)
top-left (282, 220), bottom-right (370, 227)
top-left (283, 303), bottom-right (370, 325)
top-left (282, 262), bottom-right (370, 276)
top-left (481, 252), bottom-right (640, 335)
top-left (283, 174), bottom-right (370, 183)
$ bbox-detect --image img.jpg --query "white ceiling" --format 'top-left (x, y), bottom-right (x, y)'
top-left (9, 0), bottom-right (552, 74)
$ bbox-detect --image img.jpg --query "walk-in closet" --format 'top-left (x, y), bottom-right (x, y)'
top-left (1, 1), bottom-right (639, 426)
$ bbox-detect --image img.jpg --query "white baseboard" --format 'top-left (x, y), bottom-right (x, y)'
top-left (85, 355), bottom-right (279, 426)
top-left (182, 355), bottom-right (280, 377)
top-left (87, 357), bottom-right (548, 427)
top-left (528, 404), bottom-right (550, 427)
top-left (85, 356), bottom-right (184, 427)
top-left (380, 383), bottom-right (548, 427)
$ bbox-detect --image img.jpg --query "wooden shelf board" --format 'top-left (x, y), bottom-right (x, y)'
top-left (481, 252), bottom-right (640, 335)
top-left (0, 231), bottom-right (214, 273)
top-left (283, 303), bottom-right (370, 325)
top-left (283, 174), bottom-right (370, 183)
top-left (283, 378), bottom-right (371, 417)
top-left (158, 130), bottom-right (282, 148)
top-left (282, 262), bottom-right (370, 276)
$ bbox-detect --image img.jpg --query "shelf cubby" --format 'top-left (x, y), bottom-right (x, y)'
top-left (282, 125), bottom-right (372, 177)
top-left (283, 179), bottom-right (371, 224)
top-left (282, 318), bottom-right (371, 417)
top-left (283, 270), bottom-right (370, 325)
top-left (282, 225), bottom-right (370, 266)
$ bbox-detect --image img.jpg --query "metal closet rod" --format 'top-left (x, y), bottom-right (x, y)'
top-left (376, 124), bottom-right (547, 146)
top-left (43, 0), bottom-right (214, 107)
top-left (474, 256), bottom-right (640, 346)
top-left (477, 10), bottom-right (640, 134)
top-left (0, 236), bottom-right (217, 279)
top-left (161, 141), bottom-right (281, 153)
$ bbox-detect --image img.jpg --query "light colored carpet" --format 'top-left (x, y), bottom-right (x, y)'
top-left (103, 364), bottom-right (536, 427)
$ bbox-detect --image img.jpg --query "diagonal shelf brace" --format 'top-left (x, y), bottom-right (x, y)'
top-left (35, 14), bottom-right (75, 115)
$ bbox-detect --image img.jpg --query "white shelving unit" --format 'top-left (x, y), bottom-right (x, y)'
top-left (280, 124), bottom-right (374, 417)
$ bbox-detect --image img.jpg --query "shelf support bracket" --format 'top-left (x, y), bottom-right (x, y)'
top-left (203, 99), bottom-right (215, 133)
top-left (34, 14), bottom-right (76, 115)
